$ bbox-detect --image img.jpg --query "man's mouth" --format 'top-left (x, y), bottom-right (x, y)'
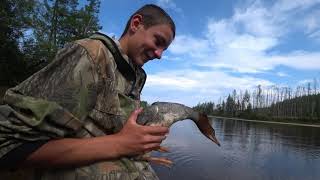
top-left (145, 51), bottom-right (153, 61)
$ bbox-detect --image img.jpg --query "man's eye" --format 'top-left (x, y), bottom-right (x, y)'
top-left (155, 39), bottom-right (161, 46)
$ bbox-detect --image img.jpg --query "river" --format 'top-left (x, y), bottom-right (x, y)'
top-left (152, 117), bottom-right (320, 180)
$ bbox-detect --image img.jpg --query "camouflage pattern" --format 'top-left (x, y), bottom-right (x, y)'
top-left (0, 33), bottom-right (158, 180)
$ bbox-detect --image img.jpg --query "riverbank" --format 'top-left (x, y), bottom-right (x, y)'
top-left (210, 116), bottom-right (320, 128)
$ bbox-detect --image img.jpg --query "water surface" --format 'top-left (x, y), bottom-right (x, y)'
top-left (152, 118), bottom-right (320, 180)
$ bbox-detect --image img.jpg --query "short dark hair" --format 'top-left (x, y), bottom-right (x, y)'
top-left (120, 4), bottom-right (176, 38)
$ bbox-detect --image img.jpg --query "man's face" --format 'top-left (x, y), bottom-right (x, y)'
top-left (127, 24), bottom-right (174, 66)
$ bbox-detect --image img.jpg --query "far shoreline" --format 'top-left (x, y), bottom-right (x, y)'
top-left (210, 116), bottom-right (320, 128)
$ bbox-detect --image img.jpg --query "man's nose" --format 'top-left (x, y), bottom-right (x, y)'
top-left (154, 49), bottom-right (163, 59)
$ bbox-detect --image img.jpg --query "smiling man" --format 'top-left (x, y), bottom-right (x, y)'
top-left (120, 20), bottom-right (174, 65)
top-left (0, 4), bottom-right (175, 180)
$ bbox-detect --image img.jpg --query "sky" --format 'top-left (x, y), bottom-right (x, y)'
top-left (96, 0), bottom-right (320, 106)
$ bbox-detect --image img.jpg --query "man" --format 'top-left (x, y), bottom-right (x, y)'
top-left (0, 4), bottom-right (175, 180)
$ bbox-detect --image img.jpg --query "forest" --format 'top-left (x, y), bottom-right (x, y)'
top-left (194, 81), bottom-right (320, 123)
top-left (0, 0), bottom-right (101, 101)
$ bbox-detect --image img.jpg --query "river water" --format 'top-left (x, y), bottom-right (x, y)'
top-left (152, 117), bottom-right (320, 180)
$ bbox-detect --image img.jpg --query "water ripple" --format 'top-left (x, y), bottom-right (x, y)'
top-left (154, 118), bottom-right (320, 180)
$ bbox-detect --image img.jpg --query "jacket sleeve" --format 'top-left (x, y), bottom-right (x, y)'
top-left (0, 41), bottom-right (99, 160)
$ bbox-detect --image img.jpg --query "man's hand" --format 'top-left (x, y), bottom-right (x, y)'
top-left (114, 108), bottom-right (169, 156)
top-left (19, 108), bottom-right (168, 168)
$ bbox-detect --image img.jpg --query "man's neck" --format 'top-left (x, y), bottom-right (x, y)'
top-left (119, 36), bottom-right (129, 56)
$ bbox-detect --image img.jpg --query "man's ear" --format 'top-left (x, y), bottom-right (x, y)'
top-left (129, 14), bottom-right (143, 33)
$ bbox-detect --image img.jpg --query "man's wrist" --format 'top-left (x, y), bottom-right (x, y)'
top-left (104, 133), bottom-right (126, 159)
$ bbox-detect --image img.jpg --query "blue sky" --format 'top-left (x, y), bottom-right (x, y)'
top-left (97, 0), bottom-right (320, 106)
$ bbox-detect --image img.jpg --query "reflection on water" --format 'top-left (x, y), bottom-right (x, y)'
top-left (152, 118), bottom-right (320, 180)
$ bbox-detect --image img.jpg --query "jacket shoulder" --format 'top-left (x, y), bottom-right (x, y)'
top-left (75, 38), bottom-right (114, 66)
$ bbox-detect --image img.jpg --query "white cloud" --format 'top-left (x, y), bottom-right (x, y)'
top-left (156, 0), bottom-right (183, 14)
top-left (302, 8), bottom-right (320, 41)
top-left (228, 35), bottom-right (278, 51)
top-left (272, 51), bottom-right (320, 70)
top-left (272, 0), bottom-right (320, 12)
top-left (143, 0), bottom-right (320, 105)
top-left (233, 2), bottom-right (281, 37)
top-left (147, 73), bottom-right (198, 90)
top-left (167, 0), bottom-right (320, 73)
top-left (309, 30), bottom-right (320, 42)
top-left (169, 35), bottom-right (212, 58)
top-left (276, 72), bottom-right (289, 77)
top-left (143, 70), bottom-right (273, 106)
top-left (304, 11), bottom-right (320, 34)
top-left (298, 79), bottom-right (313, 85)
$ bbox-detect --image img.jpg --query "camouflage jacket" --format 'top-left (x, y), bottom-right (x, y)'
top-left (0, 33), bottom-right (159, 180)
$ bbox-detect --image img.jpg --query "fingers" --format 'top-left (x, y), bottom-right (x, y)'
top-left (119, 109), bottom-right (170, 156)
top-left (142, 143), bottom-right (161, 153)
top-left (140, 135), bottom-right (167, 154)
top-left (157, 146), bottom-right (170, 153)
top-left (127, 108), bottom-right (169, 135)
top-left (143, 156), bottom-right (173, 168)
top-left (143, 134), bottom-right (167, 143)
top-left (127, 107), bottom-right (143, 124)
top-left (143, 125), bottom-right (169, 135)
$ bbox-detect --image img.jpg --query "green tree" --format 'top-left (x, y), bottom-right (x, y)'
top-left (225, 95), bottom-right (235, 116)
top-left (193, 101), bottom-right (215, 115)
top-left (0, 0), bottom-right (35, 86)
top-left (31, 0), bottom-right (102, 63)
top-left (140, 101), bottom-right (149, 109)
top-left (1, 0), bottom-right (102, 100)
top-left (242, 90), bottom-right (250, 111)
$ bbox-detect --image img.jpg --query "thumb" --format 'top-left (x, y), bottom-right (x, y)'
top-left (128, 107), bottom-right (143, 124)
